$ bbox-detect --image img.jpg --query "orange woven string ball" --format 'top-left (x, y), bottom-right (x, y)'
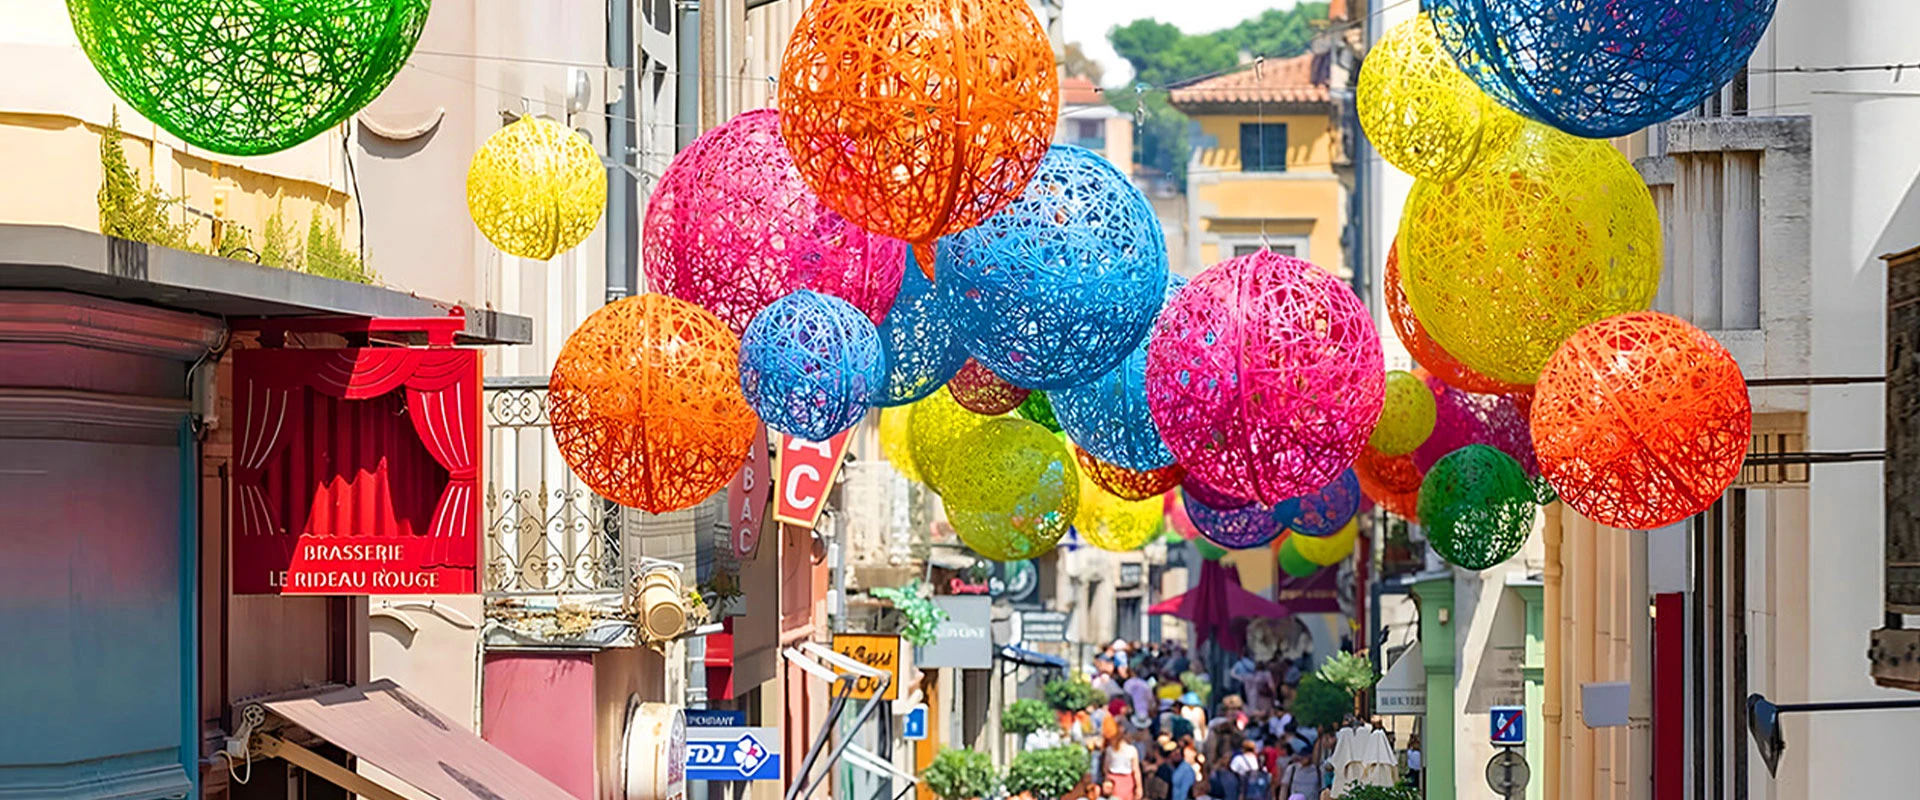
top-left (777, 0), bottom-right (1059, 273)
top-left (549, 295), bottom-right (759, 513)
top-left (1531, 311), bottom-right (1752, 530)
top-left (1355, 444), bottom-right (1424, 523)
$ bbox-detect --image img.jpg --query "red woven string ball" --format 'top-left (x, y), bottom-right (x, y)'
top-left (643, 109), bottom-right (906, 335)
top-left (1074, 446), bottom-right (1186, 502)
top-left (1531, 312), bottom-right (1752, 529)
top-left (777, 0), bottom-right (1058, 271)
top-left (1147, 250), bottom-right (1386, 505)
top-left (1385, 242), bottom-right (1528, 396)
top-left (1355, 444), bottom-right (1424, 523)
top-left (948, 358), bottom-right (1030, 415)
top-left (550, 295), bottom-right (759, 513)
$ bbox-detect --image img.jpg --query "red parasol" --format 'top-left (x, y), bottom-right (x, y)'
top-left (1148, 560), bottom-right (1290, 653)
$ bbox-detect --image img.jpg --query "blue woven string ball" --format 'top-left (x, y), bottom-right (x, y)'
top-left (1425, 0), bottom-right (1778, 138)
top-left (1053, 275), bottom-right (1187, 471)
top-left (1276, 469), bottom-right (1361, 538)
top-left (739, 290), bottom-right (883, 440)
top-left (1418, 444), bottom-right (1537, 570)
top-left (1183, 488), bottom-right (1284, 550)
top-left (940, 145), bottom-right (1169, 389)
top-left (873, 252), bottom-right (969, 407)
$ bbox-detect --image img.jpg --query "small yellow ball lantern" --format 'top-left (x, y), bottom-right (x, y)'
top-left (467, 116), bottom-right (608, 260)
top-left (1074, 469), bottom-right (1166, 553)
top-left (1358, 14), bottom-right (1523, 183)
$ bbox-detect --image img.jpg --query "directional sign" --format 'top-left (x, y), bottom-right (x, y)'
top-left (1486, 749), bottom-right (1530, 797)
top-left (1490, 705), bottom-right (1526, 746)
top-left (686, 726), bottom-right (783, 781)
top-left (903, 704), bottom-right (929, 741)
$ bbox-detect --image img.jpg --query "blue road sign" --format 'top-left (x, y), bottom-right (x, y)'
top-left (686, 727), bottom-right (782, 781)
top-left (1491, 706), bottom-right (1526, 746)
top-left (904, 704), bottom-right (929, 741)
top-left (685, 710), bottom-right (747, 728)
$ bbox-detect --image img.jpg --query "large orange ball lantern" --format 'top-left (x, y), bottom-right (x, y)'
top-left (550, 295), bottom-right (759, 513)
top-left (777, 0), bottom-right (1059, 273)
top-left (1531, 312), bottom-right (1752, 529)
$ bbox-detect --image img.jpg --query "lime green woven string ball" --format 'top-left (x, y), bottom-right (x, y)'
top-left (1369, 369), bottom-right (1439, 456)
top-left (1278, 537), bottom-right (1320, 578)
top-left (906, 387), bottom-right (995, 495)
top-left (1074, 469), bottom-right (1165, 553)
top-left (879, 405), bottom-right (922, 483)
top-left (68, 0), bottom-right (431, 156)
top-left (1195, 537), bottom-right (1230, 562)
top-left (945, 418), bottom-right (1079, 561)
top-left (1293, 519), bottom-right (1359, 567)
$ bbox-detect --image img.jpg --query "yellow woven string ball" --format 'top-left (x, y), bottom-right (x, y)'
top-left (906, 386), bottom-right (995, 496)
top-left (944, 418), bottom-right (1080, 562)
top-left (1358, 14), bottom-right (1523, 182)
top-left (1292, 519), bottom-right (1359, 567)
top-left (1369, 369), bottom-right (1439, 456)
top-left (467, 116), bottom-right (608, 260)
top-left (1074, 469), bottom-right (1166, 553)
top-left (1399, 123), bottom-right (1662, 385)
top-left (879, 405), bottom-right (922, 483)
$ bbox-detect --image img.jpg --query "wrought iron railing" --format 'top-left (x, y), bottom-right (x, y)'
top-left (483, 377), bottom-right (624, 595)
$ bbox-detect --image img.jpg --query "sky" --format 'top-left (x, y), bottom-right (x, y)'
top-left (1060, 0), bottom-right (1304, 87)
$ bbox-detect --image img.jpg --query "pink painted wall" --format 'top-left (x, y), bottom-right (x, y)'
top-left (483, 652), bottom-right (596, 800)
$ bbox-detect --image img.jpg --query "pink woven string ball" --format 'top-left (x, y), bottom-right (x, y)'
top-left (1147, 250), bottom-right (1386, 505)
top-left (1412, 370), bottom-right (1539, 478)
top-left (643, 109), bottom-right (907, 335)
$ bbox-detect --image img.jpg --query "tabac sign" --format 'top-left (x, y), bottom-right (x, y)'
top-left (773, 431), bottom-right (851, 528)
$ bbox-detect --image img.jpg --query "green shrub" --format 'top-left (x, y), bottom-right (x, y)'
top-left (920, 748), bottom-right (1001, 800)
top-left (1339, 782), bottom-right (1420, 800)
top-left (1003, 698), bottom-right (1058, 737)
top-left (871, 580), bottom-right (949, 647)
top-left (97, 108), bottom-right (191, 249)
top-left (1291, 675), bottom-right (1354, 730)
top-left (1005, 745), bottom-right (1087, 800)
top-left (1043, 678), bottom-right (1106, 712)
top-left (1316, 651), bottom-right (1379, 695)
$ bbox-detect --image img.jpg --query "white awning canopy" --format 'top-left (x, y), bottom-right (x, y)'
top-left (1374, 640), bottom-right (1427, 715)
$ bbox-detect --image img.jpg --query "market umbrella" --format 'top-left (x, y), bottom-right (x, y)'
top-left (1148, 560), bottom-right (1289, 654)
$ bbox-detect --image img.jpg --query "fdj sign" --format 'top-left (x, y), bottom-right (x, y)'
top-left (686, 727), bottom-right (782, 781)
top-left (831, 634), bottom-right (901, 701)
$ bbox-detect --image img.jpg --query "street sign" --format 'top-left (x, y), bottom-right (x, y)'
top-left (685, 709), bottom-right (747, 728)
top-left (1491, 705), bottom-right (1526, 746)
top-left (1018, 610), bottom-right (1069, 643)
top-left (1486, 749), bottom-right (1530, 797)
top-left (686, 726), bottom-right (782, 781)
top-left (903, 704), bottom-right (929, 741)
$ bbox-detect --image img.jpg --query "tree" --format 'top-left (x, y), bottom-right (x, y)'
top-left (921, 748), bottom-right (1001, 800)
top-left (1005, 745), bottom-right (1089, 800)
top-left (1043, 678), bottom-right (1106, 712)
top-left (1316, 651), bottom-right (1380, 695)
top-left (1003, 698), bottom-right (1058, 736)
top-left (1058, 41), bottom-right (1104, 85)
top-left (1291, 675), bottom-right (1354, 730)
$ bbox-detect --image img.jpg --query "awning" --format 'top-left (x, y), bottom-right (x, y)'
top-left (997, 645), bottom-right (1068, 670)
top-left (1373, 640), bottom-right (1427, 715)
top-left (257, 679), bottom-right (577, 800)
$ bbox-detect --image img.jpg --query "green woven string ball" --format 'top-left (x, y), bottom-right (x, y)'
top-left (1278, 537), bottom-right (1321, 578)
top-left (1418, 444), bottom-right (1537, 570)
top-left (1369, 370), bottom-right (1439, 456)
top-left (68, 0), bottom-right (431, 156)
top-left (1017, 391), bottom-right (1062, 433)
top-left (1195, 537), bottom-right (1230, 562)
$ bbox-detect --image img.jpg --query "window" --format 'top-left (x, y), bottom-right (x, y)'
top-left (1232, 243), bottom-right (1297, 259)
top-left (1074, 119), bottom-right (1105, 150)
top-left (1239, 123), bottom-right (1288, 172)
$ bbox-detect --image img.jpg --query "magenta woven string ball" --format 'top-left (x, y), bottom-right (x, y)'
top-left (1182, 472), bottom-right (1254, 511)
top-left (643, 109), bottom-right (907, 336)
top-left (1412, 372), bottom-right (1539, 478)
top-left (1183, 488), bottom-right (1285, 550)
top-left (1147, 250), bottom-right (1386, 505)
top-left (1531, 311), bottom-right (1752, 530)
top-left (948, 358), bottom-right (1030, 415)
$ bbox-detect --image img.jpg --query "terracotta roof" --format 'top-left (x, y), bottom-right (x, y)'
top-left (1061, 75), bottom-right (1103, 106)
top-left (1167, 53), bottom-right (1329, 109)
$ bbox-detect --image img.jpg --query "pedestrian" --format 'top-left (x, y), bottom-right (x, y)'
top-left (1105, 729), bottom-right (1144, 800)
top-left (1404, 735), bottom-right (1422, 789)
top-left (1278, 749), bottom-right (1321, 800)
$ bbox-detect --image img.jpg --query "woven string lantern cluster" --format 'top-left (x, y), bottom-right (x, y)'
top-left (1148, 250), bottom-right (1386, 504)
top-left (1075, 447), bottom-right (1186, 502)
top-left (874, 254), bottom-right (970, 407)
top-left (1399, 124), bottom-right (1661, 385)
top-left (1183, 490), bottom-right (1284, 550)
top-left (739, 290), bottom-right (883, 441)
top-left (948, 359), bottom-right (1030, 415)
top-left (1293, 520), bottom-right (1359, 567)
top-left (1357, 14), bottom-right (1523, 183)
top-left (1426, 0), bottom-right (1778, 138)
top-left (643, 109), bottom-right (907, 335)
top-left (944, 418), bottom-right (1079, 561)
top-left (1413, 372), bottom-right (1539, 478)
top-left (907, 387), bottom-right (994, 495)
top-left (1074, 469), bottom-right (1166, 553)
top-left (778, 0), bottom-right (1058, 271)
top-left (1369, 369), bottom-right (1439, 456)
top-left (1385, 244), bottom-right (1529, 396)
top-left (550, 295), bottom-right (758, 513)
top-left (1183, 472), bottom-right (1253, 511)
top-left (68, 0), bottom-right (430, 156)
top-left (1419, 445), bottom-right (1537, 570)
top-left (1356, 445), bottom-right (1424, 522)
top-left (942, 145), bottom-right (1170, 389)
top-left (1278, 469), bottom-right (1361, 538)
top-left (1531, 312), bottom-right (1753, 529)
top-left (879, 405), bottom-right (924, 483)
top-left (1279, 538), bottom-right (1322, 578)
top-left (1017, 391), bottom-right (1063, 433)
top-left (468, 116), bottom-right (610, 261)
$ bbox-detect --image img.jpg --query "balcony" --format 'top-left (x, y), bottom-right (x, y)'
top-left (483, 377), bottom-right (624, 596)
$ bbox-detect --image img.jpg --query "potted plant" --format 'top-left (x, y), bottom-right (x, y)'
top-left (1005, 745), bottom-right (1089, 800)
top-left (1339, 783), bottom-right (1420, 800)
top-left (870, 579), bottom-right (949, 647)
top-left (921, 748), bottom-right (1001, 800)
top-left (1002, 698), bottom-right (1058, 738)
top-left (1292, 675), bottom-right (1356, 731)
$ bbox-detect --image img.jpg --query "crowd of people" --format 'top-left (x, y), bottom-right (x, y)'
top-left (1039, 640), bottom-right (1418, 800)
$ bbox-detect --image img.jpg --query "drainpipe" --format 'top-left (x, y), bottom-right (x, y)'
top-left (606, 0), bottom-right (639, 302)
top-left (1543, 502), bottom-right (1564, 799)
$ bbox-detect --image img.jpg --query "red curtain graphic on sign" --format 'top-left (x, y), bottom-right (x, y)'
top-left (232, 347), bottom-right (481, 594)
